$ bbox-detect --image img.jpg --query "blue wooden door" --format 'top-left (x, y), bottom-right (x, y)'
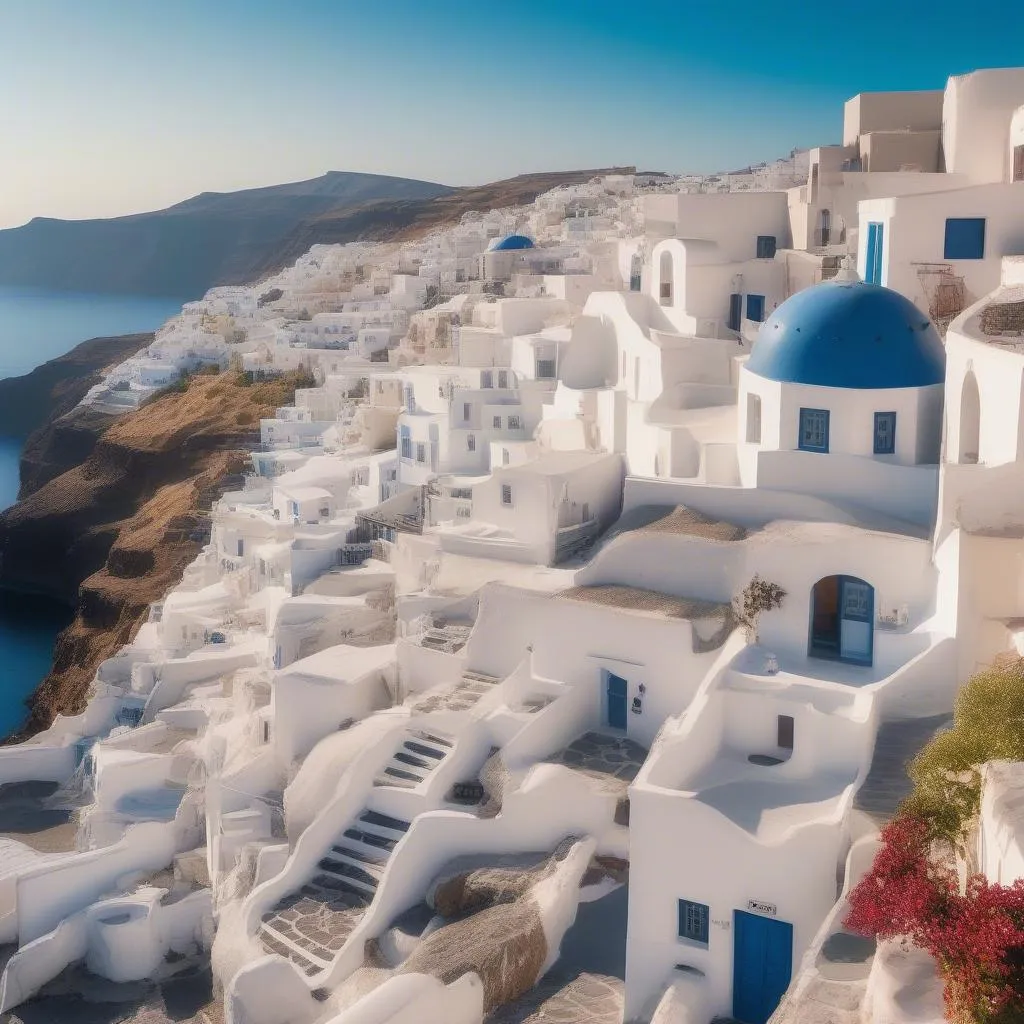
top-left (733, 910), bottom-right (793, 1024)
top-left (606, 674), bottom-right (627, 730)
top-left (865, 222), bottom-right (884, 285)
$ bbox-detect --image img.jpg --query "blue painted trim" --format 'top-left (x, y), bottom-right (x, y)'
top-left (678, 899), bottom-right (710, 945)
top-left (943, 218), bottom-right (986, 260)
top-left (798, 407), bottom-right (830, 453)
top-left (873, 411), bottom-right (896, 454)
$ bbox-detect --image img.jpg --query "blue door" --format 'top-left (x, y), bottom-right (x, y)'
top-left (746, 294), bottom-right (765, 323)
top-left (606, 674), bottom-right (627, 730)
top-left (733, 910), bottom-right (793, 1024)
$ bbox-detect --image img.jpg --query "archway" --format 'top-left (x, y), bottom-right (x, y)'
top-left (809, 575), bottom-right (874, 666)
top-left (659, 250), bottom-right (673, 307)
top-left (959, 371), bottom-right (980, 465)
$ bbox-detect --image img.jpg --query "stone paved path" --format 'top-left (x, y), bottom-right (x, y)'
top-left (488, 972), bottom-right (623, 1024)
top-left (545, 733), bottom-right (647, 795)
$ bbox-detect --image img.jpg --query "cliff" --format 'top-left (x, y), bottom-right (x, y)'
top-left (0, 171), bottom-right (454, 297)
top-left (0, 332), bottom-right (152, 445)
top-left (0, 370), bottom-right (308, 737)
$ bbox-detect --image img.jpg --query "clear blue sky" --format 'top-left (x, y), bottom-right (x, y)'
top-left (1, 0), bottom-right (1022, 228)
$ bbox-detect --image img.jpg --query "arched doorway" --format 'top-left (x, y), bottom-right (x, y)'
top-left (959, 371), bottom-right (980, 465)
top-left (659, 250), bottom-right (673, 306)
top-left (809, 576), bottom-right (874, 666)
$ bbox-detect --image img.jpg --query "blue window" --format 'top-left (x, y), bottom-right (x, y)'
top-left (756, 235), bottom-right (777, 259)
top-left (873, 411), bottom-right (896, 454)
top-left (746, 294), bottom-right (766, 323)
top-left (799, 408), bottom-right (830, 453)
top-left (864, 222), bottom-right (884, 284)
top-left (944, 218), bottom-right (986, 260)
top-left (678, 899), bottom-right (710, 945)
top-left (399, 426), bottom-right (411, 459)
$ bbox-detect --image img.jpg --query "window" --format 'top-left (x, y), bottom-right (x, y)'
top-left (678, 899), bottom-right (710, 945)
top-left (498, 370), bottom-right (509, 388)
top-left (944, 218), bottom-right (986, 260)
top-left (463, 402), bottom-right (471, 422)
top-left (799, 408), bottom-right (830, 453)
top-left (508, 414), bottom-right (521, 431)
top-left (501, 484), bottom-right (513, 506)
top-left (236, 539), bottom-right (245, 557)
top-left (493, 415), bottom-right (502, 429)
top-left (467, 433), bottom-right (476, 452)
top-left (536, 358), bottom-right (556, 379)
top-left (746, 294), bottom-right (766, 323)
top-left (864, 222), bottom-right (884, 285)
top-left (502, 448), bottom-right (510, 465)
top-left (873, 411), bottom-right (896, 455)
top-left (746, 394), bottom-right (762, 443)
top-left (1015, 145), bottom-right (1024, 183)
top-left (400, 426), bottom-right (411, 459)
top-left (778, 715), bottom-right (794, 750)
top-left (416, 442), bottom-right (426, 463)
top-left (403, 385), bottom-right (414, 413)
top-left (481, 370), bottom-right (493, 388)
top-left (756, 235), bottom-right (777, 259)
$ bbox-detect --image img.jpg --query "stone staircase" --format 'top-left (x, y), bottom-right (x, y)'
top-left (410, 670), bottom-right (501, 714)
top-left (259, 809), bottom-right (411, 976)
top-left (258, 726), bottom-right (458, 976)
top-left (374, 728), bottom-right (455, 788)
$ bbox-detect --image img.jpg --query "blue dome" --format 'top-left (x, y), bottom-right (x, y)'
top-left (745, 282), bottom-right (945, 389)
top-left (489, 234), bottom-right (535, 251)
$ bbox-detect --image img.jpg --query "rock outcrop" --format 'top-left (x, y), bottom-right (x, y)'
top-left (0, 370), bottom-right (307, 737)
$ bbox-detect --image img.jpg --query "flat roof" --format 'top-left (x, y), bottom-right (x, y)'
top-left (501, 450), bottom-right (616, 478)
top-left (558, 584), bottom-right (730, 621)
top-left (277, 643), bottom-right (395, 684)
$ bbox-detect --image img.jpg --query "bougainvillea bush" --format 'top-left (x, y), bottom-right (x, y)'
top-left (845, 816), bottom-right (1024, 1022)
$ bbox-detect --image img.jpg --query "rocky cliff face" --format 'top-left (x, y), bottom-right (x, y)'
top-left (0, 370), bottom-right (306, 738)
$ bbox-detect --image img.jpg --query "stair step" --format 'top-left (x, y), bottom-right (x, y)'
top-left (359, 810), bottom-right (410, 834)
top-left (330, 842), bottom-right (385, 867)
top-left (374, 773), bottom-right (417, 790)
top-left (343, 827), bottom-right (398, 852)
top-left (403, 740), bottom-right (445, 760)
top-left (383, 765), bottom-right (425, 783)
top-left (318, 856), bottom-right (380, 892)
top-left (409, 730), bottom-right (453, 748)
top-left (309, 874), bottom-right (372, 903)
top-left (394, 750), bottom-right (433, 770)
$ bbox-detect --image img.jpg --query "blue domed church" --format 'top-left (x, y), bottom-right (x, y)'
top-left (737, 281), bottom-right (946, 512)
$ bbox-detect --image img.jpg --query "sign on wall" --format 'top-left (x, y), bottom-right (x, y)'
top-left (747, 899), bottom-right (777, 917)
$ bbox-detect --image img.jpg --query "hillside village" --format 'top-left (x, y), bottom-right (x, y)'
top-left (0, 65), bottom-right (1023, 1024)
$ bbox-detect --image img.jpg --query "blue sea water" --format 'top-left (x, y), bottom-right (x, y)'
top-left (0, 285), bottom-right (185, 737)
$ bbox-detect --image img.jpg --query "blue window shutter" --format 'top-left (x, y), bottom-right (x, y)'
top-left (728, 293), bottom-right (742, 332)
top-left (746, 295), bottom-right (766, 323)
top-left (756, 235), bottom-right (777, 259)
top-left (873, 411), bottom-right (896, 454)
top-left (865, 222), bottom-right (885, 284)
top-left (678, 899), bottom-right (710, 944)
top-left (798, 408), bottom-right (830, 453)
top-left (944, 218), bottom-right (986, 260)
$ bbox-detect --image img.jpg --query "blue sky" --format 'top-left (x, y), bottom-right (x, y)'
top-left (1, 0), bottom-right (1022, 227)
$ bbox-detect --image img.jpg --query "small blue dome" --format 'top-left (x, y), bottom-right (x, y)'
top-left (746, 282), bottom-right (945, 389)
top-left (489, 234), bottom-right (535, 251)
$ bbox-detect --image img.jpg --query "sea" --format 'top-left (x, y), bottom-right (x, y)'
top-left (0, 285), bottom-right (185, 738)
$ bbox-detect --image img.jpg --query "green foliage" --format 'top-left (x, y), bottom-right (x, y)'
top-left (732, 574), bottom-right (787, 642)
top-left (902, 656), bottom-right (1024, 851)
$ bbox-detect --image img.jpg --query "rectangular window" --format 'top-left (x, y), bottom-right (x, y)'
top-left (416, 442), bottom-right (426, 463)
top-left (536, 358), bottom-right (556, 379)
top-left (236, 539), bottom-right (244, 557)
top-left (778, 715), bottom-right (794, 750)
top-left (508, 414), bottom-right (521, 431)
top-left (798, 408), bottom-right (830, 453)
top-left (467, 433), bottom-right (476, 452)
top-left (498, 370), bottom-right (509, 388)
top-left (678, 899), bottom-right (710, 945)
top-left (502, 448), bottom-right (510, 465)
top-left (746, 294), bottom-right (766, 323)
top-left (463, 402), bottom-right (471, 422)
top-left (756, 235), bottom-right (777, 259)
top-left (501, 484), bottom-right (513, 506)
top-left (481, 370), bottom-right (493, 388)
top-left (944, 218), bottom-right (986, 260)
top-left (1014, 144), bottom-right (1024, 183)
top-left (873, 411), bottom-right (896, 455)
top-left (400, 427), bottom-right (411, 459)
top-left (403, 385), bottom-right (414, 413)
top-left (493, 415), bottom-right (502, 429)
top-left (746, 394), bottom-right (762, 444)
top-left (865, 222), bottom-right (884, 285)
